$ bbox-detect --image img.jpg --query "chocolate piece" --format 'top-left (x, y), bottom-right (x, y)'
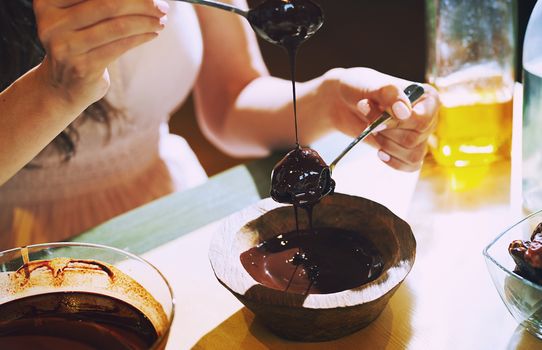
top-left (531, 222), bottom-right (542, 240)
top-left (270, 146), bottom-right (335, 207)
top-left (240, 228), bottom-right (384, 295)
top-left (509, 226), bottom-right (542, 284)
top-left (525, 234), bottom-right (542, 269)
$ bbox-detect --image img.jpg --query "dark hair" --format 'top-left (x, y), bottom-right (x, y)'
top-left (0, 0), bottom-right (120, 161)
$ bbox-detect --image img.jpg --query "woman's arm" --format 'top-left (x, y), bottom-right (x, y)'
top-left (193, 0), bottom-right (331, 156)
top-left (0, 62), bottom-right (88, 185)
top-left (0, 0), bottom-right (168, 185)
top-left (194, 0), bottom-right (439, 171)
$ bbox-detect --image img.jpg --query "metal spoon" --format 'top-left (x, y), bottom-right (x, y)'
top-left (295, 84), bottom-right (425, 203)
top-left (175, 0), bottom-right (247, 16)
top-left (268, 84), bottom-right (425, 206)
top-left (173, 0), bottom-right (324, 46)
top-left (329, 83), bottom-right (425, 171)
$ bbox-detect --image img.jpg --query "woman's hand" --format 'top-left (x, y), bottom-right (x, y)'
top-left (33, 0), bottom-right (168, 108)
top-left (322, 68), bottom-right (439, 172)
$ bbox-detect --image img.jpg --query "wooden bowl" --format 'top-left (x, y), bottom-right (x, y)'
top-left (209, 193), bottom-right (416, 342)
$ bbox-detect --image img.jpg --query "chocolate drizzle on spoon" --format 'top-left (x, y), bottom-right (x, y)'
top-left (176, 0), bottom-right (324, 50)
top-left (247, 0), bottom-right (324, 49)
top-left (270, 146), bottom-right (334, 208)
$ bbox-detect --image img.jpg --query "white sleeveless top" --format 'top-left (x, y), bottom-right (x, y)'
top-left (0, 3), bottom-right (206, 249)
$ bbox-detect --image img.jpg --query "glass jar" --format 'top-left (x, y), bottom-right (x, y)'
top-left (425, 0), bottom-right (516, 167)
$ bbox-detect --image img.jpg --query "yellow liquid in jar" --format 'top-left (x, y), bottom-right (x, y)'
top-left (429, 100), bottom-right (512, 167)
top-left (428, 65), bottom-right (513, 167)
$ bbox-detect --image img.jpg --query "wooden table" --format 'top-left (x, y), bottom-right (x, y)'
top-left (73, 88), bottom-right (542, 349)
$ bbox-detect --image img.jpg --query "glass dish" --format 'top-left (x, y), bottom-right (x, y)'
top-left (483, 209), bottom-right (542, 339)
top-left (0, 242), bottom-right (175, 349)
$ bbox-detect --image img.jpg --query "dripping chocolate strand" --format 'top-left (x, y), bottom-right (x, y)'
top-left (288, 46), bottom-right (300, 146)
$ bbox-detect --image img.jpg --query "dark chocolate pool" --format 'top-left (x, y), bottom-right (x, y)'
top-left (240, 227), bottom-right (384, 295)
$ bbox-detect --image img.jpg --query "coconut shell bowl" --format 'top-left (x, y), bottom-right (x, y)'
top-left (208, 193), bottom-right (416, 342)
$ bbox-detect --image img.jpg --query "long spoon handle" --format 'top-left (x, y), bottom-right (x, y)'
top-left (329, 84), bottom-right (425, 171)
top-left (173, 0), bottom-right (248, 17)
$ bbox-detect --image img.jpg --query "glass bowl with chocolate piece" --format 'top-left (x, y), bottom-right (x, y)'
top-left (209, 193), bottom-right (416, 341)
top-left (0, 242), bottom-right (174, 350)
top-left (484, 210), bottom-right (542, 340)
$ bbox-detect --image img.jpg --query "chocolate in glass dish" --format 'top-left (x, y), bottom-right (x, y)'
top-left (509, 222), bottom-right (542, 285)
top-left (0, 292), bottom-right (158, 350)
top-left (0, 253), bottom-right (170, 350)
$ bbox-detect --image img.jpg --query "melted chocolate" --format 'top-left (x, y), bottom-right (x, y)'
top-left (254, 1), bottom-right (332, 208)
top-left (241, 228), bottom-right (384, 295)
top-left (250, 0), bottom-right (323, 147)
top-left (270, 146), bottom-right (335, 207)
top-left (0, 292), bottom-right (158, 350)
top-left (250, 1), bottom-right (353, 296)
top-left (250, 0), bottom-right (322, 138)
top-left (248, 0), bottom-right (324, 48)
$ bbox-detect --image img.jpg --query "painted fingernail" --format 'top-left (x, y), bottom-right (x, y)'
top-left (378, 150), bottom-right (391, 162)
top-left (392, 101), bottom-right (411, 120)
top-left (155, 0), bottom-right (170, 14)
top-left (357, 100), bottom-right (371, 116)
top-left (413, 103), bottom-right (426, 115)
top-left (160, 15), bottom-right (168, 26)
top-left (373, 123), bottom-right (387, 133)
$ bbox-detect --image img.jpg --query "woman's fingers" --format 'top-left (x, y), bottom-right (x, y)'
top-left (364, 84), bottom-right (413, 121)
top-left (64, 15), bottom-right (165, 55)
top-left (33, 0), bottom-right (83, 12)
top-left (35, 0), bottom-right (167, 42)
top-left (336, 67), bottom-right (415, 121)
top-left (33, 0), bottom-right (167, 108)
top-left (373, 86), bottom-right (439, 170)
top-left (45, 32), bottom-right (158, 104)
top-left (83, 33), bottom-right (158, 71)
top-left (382, 102), bottom-right (438, 141)
top-left (374, 133), bottom-right (428, 172)
top-left (64, 0), bottom-right (168, 31)
top-left (46, 0), bottom-right (85, 8)
top-left (325, 67), bottom-right (440, 171)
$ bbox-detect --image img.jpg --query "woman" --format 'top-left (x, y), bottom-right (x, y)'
top-left (0, 0), bottom-right (439, 249)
